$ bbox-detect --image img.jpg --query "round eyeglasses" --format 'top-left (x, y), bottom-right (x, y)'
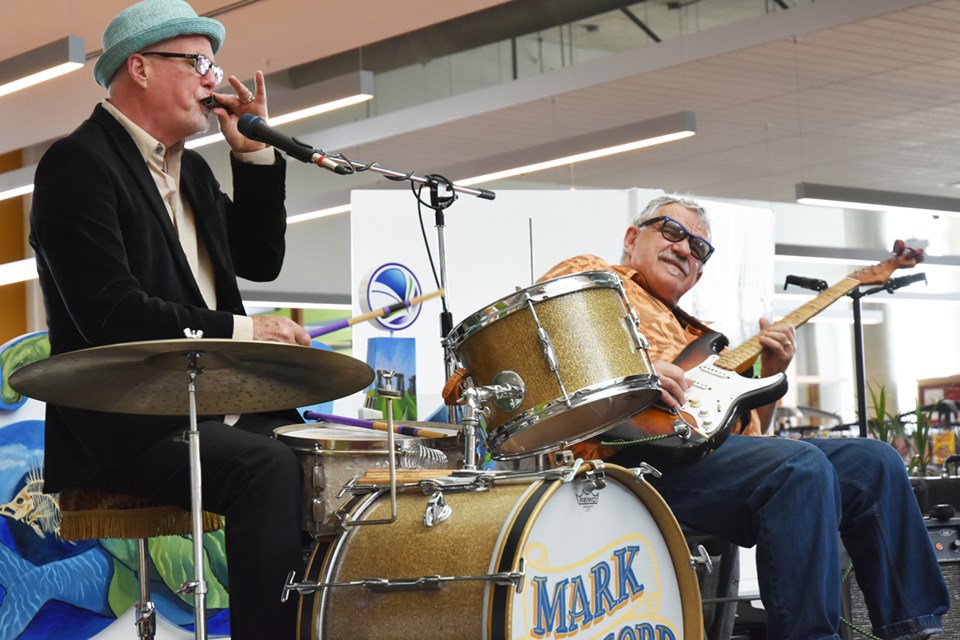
top-left (637, 216), bottom-right (715, 264)
top-left (141, 52), bottom-right (224, 85)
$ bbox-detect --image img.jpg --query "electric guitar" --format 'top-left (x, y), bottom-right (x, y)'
top-left (611, 241), bottom-right (925, 459)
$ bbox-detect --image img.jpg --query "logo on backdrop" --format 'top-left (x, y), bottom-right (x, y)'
top-left (362, 263), bottom-right (423, 332)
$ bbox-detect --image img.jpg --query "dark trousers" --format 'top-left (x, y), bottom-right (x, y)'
top-left (88, 413), bottom-right (303, 639)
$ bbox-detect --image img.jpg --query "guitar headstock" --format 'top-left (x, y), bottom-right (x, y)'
top-left (851, 241), bottom-right (925, 286)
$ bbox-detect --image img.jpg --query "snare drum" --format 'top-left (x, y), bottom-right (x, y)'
top-left (443, 271), bottom-right (659, 459)
top-left (297, 463), bottom-right (701, 639)
top-left (274, 423), bottom-right (461, 537)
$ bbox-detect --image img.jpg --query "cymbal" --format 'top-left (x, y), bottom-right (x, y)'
top-left (9, 339), bottom-right (374, 416)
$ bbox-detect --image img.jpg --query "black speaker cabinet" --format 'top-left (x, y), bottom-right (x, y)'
top-left (912, 476), bottom-right (960, 516)
top-left (841, 516), bottom-right (960, 639)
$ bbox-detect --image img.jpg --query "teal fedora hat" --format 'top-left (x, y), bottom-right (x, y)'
top-left (94, 0), bottom-right (225, 89)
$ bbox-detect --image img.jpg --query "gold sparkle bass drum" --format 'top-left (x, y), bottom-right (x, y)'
top-left (294, 463), bottom-right (703, 639)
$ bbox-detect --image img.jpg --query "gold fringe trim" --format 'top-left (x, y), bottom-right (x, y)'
top-left (60, 505), bottom-right (222, 540)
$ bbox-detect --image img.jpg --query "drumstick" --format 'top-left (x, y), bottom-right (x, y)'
top-left (308, 289), bottom-right (444, 338)
top-left (303, 411), bottom-right (450, 439)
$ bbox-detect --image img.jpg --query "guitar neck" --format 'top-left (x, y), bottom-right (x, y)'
top-left (715, 277), bottom-right (862, 372)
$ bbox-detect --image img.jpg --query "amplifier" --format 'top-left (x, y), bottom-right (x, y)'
top-left (841, 516), bottom-right (960, 639)
top-left (911, 476), bottom-right (960, 516)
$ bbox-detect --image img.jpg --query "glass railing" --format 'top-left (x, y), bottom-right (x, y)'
top-left (283, 0), bottom-right (816, 135)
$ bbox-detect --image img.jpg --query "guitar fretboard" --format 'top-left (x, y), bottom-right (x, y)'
top-left (714, 277), bottom-right (861, 372)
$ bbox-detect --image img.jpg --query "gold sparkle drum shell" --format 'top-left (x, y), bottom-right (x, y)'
top-left (274, 423), bottom-right (461, 537)
top-left (297, 464), bottom-right (702, 639)
top-left (443, 270), bottom-right (659, 459)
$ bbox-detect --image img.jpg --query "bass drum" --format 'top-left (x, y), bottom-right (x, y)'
top-left (297, 464), bottom-right (702, 639)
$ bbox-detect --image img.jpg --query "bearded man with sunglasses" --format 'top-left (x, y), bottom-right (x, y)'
top-left (541, 194), bottom-right (948, 639)
top-left (29, 1), bottom-right (309, 637)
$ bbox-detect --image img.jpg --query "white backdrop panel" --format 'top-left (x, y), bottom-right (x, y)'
top-left (343, 188), bottom-right (773, 419)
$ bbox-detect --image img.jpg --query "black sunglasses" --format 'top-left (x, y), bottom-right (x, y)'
top-left (637, 216), bottom-right (715, 264)
top-left (141, 52), bottom-right (224, 84)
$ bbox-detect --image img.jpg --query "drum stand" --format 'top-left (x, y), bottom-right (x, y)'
top-left (456, 381), bottom-right (524, 470)
top-left (342, 370), bottom-right (400, 527)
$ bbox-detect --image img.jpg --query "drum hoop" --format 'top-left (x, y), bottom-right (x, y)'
top-left (488, 479), bottom-right (555, 637)
top-left (602, 464), bottom-right (704, 635)
top-left (275, 425), bottom-right (457, 453)
top-left (310, 489), bottom-right (381, 634)
top-left (487, 373), bottom-right (659, 460)
top-left (442, 270), bottom-right (623, 349)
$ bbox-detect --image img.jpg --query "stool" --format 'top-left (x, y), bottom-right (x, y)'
top-left (57, 487), bottom-right (223, 639)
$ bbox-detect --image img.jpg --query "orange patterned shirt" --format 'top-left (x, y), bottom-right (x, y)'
top-left (540, 254), bottom-right (760, 459)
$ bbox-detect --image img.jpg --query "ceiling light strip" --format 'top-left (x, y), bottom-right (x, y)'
top-left (0, 36), bottom-right (86, 98)
top-left (796, 182), bottom-right (960, 218)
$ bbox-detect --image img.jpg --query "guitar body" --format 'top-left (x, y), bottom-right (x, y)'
top-left (609, 349), bottom-right (787, 459)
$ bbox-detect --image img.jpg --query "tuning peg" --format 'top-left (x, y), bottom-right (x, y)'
top-left (893, 239), bottom-right (905, 256)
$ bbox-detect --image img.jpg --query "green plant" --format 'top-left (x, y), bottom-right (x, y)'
top-left (867, 382), bottom-right (904, 446)
top-left (907, 396), bottom-right (935, 477)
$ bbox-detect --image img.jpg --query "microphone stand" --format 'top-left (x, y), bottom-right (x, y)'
top-left (318, 151), bottom-right (497, 426)
top-left (850, 272), bottom-right (927, 437)
top-left (426, 177), bottom-right (460, 425)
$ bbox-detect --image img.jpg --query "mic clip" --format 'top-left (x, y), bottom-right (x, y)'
top-left (884, 272), bottom-right (927, 293)
top-left (784, 275), bottom-right (828, 293)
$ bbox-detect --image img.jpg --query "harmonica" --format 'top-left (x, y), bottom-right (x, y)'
top-left (200, 96), bottom-right (231, 113)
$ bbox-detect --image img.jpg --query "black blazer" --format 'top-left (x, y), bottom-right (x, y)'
top-left (30, 105), bottom-right (291, 490)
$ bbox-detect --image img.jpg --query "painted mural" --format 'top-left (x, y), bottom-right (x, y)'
top-left (0, 332), bottom-right (231, 638)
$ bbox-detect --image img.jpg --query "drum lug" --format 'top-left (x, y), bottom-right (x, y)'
top-left (614, 279), bottom-right (650, 351)
top-left (551, 449), bottom-right (575, 468)
top-left (311, 498), bottom-right (325, 529)
top-left (423, 491), bottom-right (452, 527)
top-left (312, 460), bottom-right (325, 493)
top-left (525, 299), bottom-right (571, 407)
top-left (628, 462), bottom-right (663, 483)
top-left (690, 544), bottom-right (714, 575)
top-left (583, 461), bottom-right (606, 491)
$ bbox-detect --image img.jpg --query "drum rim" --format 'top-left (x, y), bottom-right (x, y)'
top-left (601, 463), bottom-right (704, 636)
top-left (487, 373), bottom-right (661, 460)
top-left (441, 270), bottom-right (623, 349)
top-left (274, 423), bottom-right (458, 453)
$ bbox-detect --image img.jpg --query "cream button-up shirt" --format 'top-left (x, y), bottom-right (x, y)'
top-left (102, 100), bottom-right (273, 340)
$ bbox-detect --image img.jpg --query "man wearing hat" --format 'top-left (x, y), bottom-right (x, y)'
top-left (30, 0), bottom-right (309, 636)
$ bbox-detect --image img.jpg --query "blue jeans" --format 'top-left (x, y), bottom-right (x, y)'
top-left (611, 435), bottom-right (949, 640)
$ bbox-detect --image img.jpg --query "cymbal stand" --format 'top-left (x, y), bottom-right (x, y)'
top-left (343, 370), bottom-right (399, 527)
top-left (176, 336), bottom-right (208, 640)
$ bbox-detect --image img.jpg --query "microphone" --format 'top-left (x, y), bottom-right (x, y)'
top-left (237, 114), bottom-right (349, 175)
